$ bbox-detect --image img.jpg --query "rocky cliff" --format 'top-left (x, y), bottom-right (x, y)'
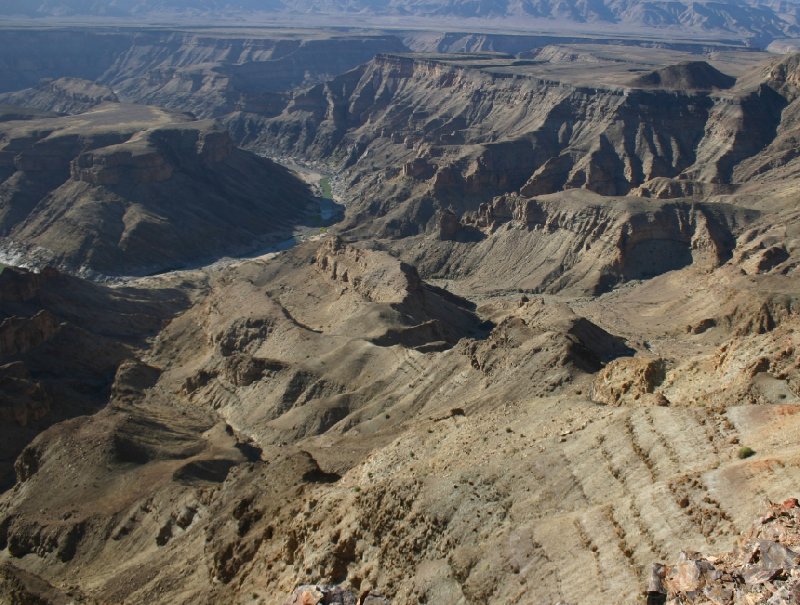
top-left (0, 265), bottom-right (186, 490)
top-left (258, 52), bottom-right (790, 205)
top-left (401, 192), bottom-right (748, 295)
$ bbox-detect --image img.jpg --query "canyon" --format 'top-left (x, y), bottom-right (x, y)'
top-left (0, 20), bottom-right (798, 605)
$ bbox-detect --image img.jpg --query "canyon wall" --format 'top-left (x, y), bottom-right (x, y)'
top-left (0, 28), bottom-right (408, 116)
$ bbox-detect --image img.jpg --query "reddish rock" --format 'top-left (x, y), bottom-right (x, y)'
top-left (652, 498), bottom-right (800, 604)
top-left (283, 585), bottom-right (385, 605)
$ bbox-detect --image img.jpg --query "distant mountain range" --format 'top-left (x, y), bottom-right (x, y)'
top-left (3, 0), bottom-right (800, 44)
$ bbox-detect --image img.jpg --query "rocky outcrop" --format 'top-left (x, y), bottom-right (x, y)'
top-left (631, 177), bottom-right (735, 200)
top-left (0, 310), bottom-right (60, 358)
top-left (649, 498), bottom-right (800, 605)
top-left (462, 297), bottom-right (633, 391)
top-left (402, 158), bottom-right (435, 180)
top-left (315, 237), bottom-right (424, 305)
top-left (591, 356), bottom-right (669, 406)
top-left (436, 209), bottom-right (461, 240)
top-left (71, 145), bottom-right (174, 185)
top-left (283, 584), bottom-right (389, 605)
top-left (315, 237), bottom-right (482, 348)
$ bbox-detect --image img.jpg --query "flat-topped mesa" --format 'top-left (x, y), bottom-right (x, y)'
top-left (70, 125), bottom-right (234, 186)
top-left (0, 78), bottom-right (119, 116)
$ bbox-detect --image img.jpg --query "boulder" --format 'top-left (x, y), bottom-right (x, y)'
top-left (283, 585), bottom-right (388, 605)
top-left (591, 356), bottom-right (667, 406)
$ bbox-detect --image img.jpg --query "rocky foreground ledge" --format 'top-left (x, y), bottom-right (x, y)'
top-left (648, 498), bottom-right (800, 605)
top-left (284, 584), bottom-right (389, 605)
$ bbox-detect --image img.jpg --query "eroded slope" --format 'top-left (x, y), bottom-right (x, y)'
top-left (0, 103), bottom-right (316, 275)
top-left (0, 225), bottom-right (798, 603)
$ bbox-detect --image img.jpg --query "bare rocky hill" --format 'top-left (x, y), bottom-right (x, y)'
top-left (0, 103), bottom-right (317, 276)
top-left (630, 60), bottom-right (737, 90)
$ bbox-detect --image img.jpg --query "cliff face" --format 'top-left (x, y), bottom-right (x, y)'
top-left (106, 33), bottom-right (408, 119)
top-left (0, 266), bottom-right (186, 490)
top-left (258, 53), bottom-right (790, 209)
top-left (396, 191), bottom-right (749, 295)
top-left (0, 103), bottom-right (316, 275)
